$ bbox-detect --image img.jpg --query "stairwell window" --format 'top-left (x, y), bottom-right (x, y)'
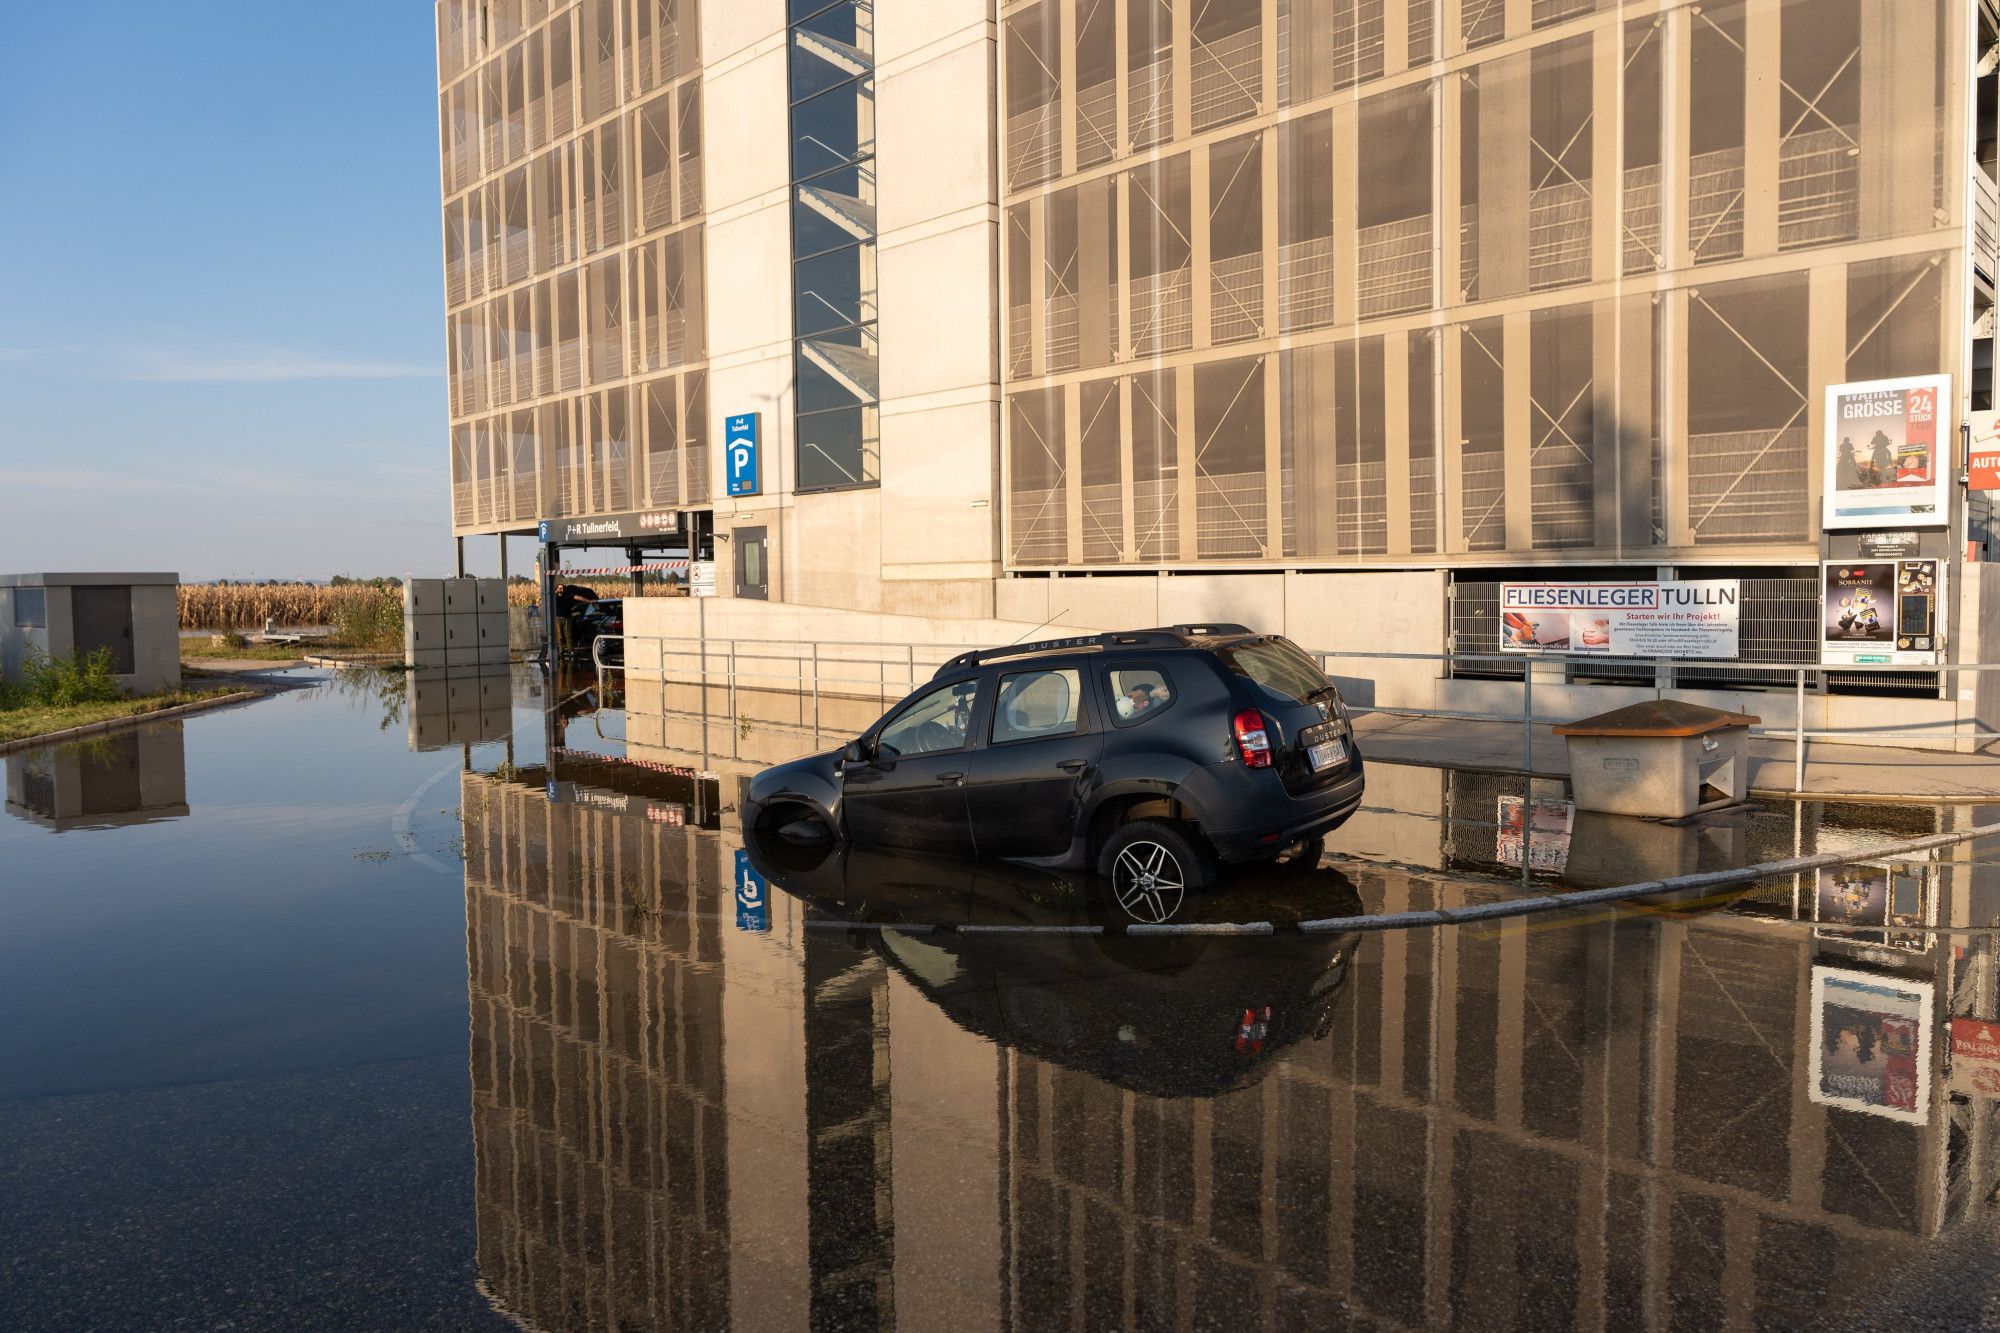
top-left (789, 0), bottom-right (879, 491)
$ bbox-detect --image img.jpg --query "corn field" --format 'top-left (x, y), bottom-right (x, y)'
top-left (178, 583), bottom-right (398, 630)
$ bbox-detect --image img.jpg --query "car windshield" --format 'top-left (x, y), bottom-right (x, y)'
top-left (1218, 638), bottom-right (1328, 704)
top-left (877, 678), bottom-right (979, 756)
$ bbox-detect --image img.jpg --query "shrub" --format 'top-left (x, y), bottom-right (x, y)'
top-left (330, 585), bottom-right (405, 649)
top-left (5, 648), bottom-right (122, 709)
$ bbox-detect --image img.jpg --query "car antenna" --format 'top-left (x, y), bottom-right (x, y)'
top-left (1007, 609), bottom-right (1067, 645)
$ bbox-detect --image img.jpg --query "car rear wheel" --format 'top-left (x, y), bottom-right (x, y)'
top-left (1099, 818), bottom-right (1215, 920)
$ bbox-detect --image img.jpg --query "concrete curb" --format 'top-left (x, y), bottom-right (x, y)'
top-left (0, 689), bottom-right (265, 756)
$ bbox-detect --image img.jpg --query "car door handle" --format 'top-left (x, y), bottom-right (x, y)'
top-left (1056, 759), bottom-right (1089, 773)
top-left (936, 772), bottom-right (965, 786)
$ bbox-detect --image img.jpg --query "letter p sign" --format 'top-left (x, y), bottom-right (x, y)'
top-left (725, 412), bottom-right (760, 497)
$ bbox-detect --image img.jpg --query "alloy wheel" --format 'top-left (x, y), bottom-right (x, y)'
top-left (1112, 840), bottom-right (1186, 923)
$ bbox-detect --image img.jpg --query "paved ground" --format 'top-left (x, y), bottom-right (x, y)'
top-left (1354, 711), bottom-right (2000, 802)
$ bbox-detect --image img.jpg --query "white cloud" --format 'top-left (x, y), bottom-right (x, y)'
top-left (0, 339), bottom-right (438, 383)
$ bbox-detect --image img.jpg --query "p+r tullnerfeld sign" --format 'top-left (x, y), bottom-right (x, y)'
top-left (725, 413), bottom-right (760, 497)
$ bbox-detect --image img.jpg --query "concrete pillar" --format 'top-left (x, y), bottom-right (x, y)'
top-left (1742, 1), bottom-right (1781, 257)
top-left (1177, 367), bottom-right (1200, 561)
top-left (1503, 312), bottom-right (1533, 550)
top-left (1860, 0), bottom-right (1939, 240)
top-left (1807, 264), bottom-right (1848, 524)
top-left (1386, 329), bottom-right (1413, 555)
top-left (1479, 53), bottom-right (1532, 300)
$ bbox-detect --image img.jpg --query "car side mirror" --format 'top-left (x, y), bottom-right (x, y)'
top-left (842, 739), bottom-right (870, 764)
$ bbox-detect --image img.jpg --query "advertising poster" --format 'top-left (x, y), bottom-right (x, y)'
top-left (1949, 1018), bottom-right (2000, 1098)
top-left (1498, 581), bottom-right (1739, 658)
top-left (1821, 560), bottom-right (1944, 665)
top-left (1813, 862), bottom-right (1930, 953)
top-left (1496, 796), bottom-right (1574, 874)
top-left (1809, 965), bottom-right (1933, 1124)
top-left (1823, 375), bottom-right (1950, 530)
top-left (1969, 409), bottom-right (2000, 492)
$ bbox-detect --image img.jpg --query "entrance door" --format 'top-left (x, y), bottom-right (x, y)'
top-left (734, 527), bottom-right (768, 600)
top-left (73, 586), bottom-right (135, 674)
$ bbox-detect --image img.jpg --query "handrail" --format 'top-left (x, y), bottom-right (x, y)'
top-left (601, 631), bottom-right (2000, 792)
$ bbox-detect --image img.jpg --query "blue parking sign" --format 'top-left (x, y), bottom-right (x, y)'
top-left (725, 413), bottom-right (760, 497)
top-left (735, 849), bottom-right (770, 932)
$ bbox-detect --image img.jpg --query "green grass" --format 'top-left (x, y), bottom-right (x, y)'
top-left (179, 637), bottom-right (399, 661)
top-left (0, 685), bottom-right (243, 745)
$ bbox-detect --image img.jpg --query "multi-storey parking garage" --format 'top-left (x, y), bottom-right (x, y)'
top-left (437, 1), bottom-right (2000, 739)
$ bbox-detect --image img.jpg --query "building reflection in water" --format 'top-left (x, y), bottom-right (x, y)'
top-left (4, 724), bottom-right (188, 832)
top-left (457, 740), bottom-right (2000, 1330)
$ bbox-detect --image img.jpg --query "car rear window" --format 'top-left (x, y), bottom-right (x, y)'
top-left (1218, 638), bottom-right (1328, 704)
top-left (1106, 666), bottom-right (1176, 726)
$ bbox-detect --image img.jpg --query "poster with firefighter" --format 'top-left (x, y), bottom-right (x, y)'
top-left (1808, 966), bottom-right (1932, 1124)
top-left (1822, 375), bottom-right (1950, 530)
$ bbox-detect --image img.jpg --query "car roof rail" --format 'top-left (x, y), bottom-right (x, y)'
top-left (1160, 622), bottom-right (1254, 638)
top-left (933, 629), bottom-right (1190, 677)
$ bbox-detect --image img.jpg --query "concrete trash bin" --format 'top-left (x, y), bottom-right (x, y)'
top-left (1553, 699), bottom-right (1760, 819)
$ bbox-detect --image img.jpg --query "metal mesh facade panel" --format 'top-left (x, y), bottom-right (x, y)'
top-left (993, 0), bottom-right (1964, 574)
top-left (439, 0), bottom-right (707, 537)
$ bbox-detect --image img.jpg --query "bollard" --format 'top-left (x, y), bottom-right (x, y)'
top-left (1523, 667), bottom-right (1534, 775)
top-left (1794, 667), bottom-right (1805, 794)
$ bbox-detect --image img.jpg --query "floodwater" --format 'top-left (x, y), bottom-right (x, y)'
top-left (4, 666), bottom-right (2000, 1330)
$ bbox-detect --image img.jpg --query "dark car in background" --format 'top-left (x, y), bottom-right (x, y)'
top-left (573, 598), bottom-right (623, 664)
top-left (742, 625), bottom-right (1365, 900)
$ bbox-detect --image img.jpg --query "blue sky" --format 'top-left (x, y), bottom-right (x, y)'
top-left (0, 3), bottom-right (467, 580)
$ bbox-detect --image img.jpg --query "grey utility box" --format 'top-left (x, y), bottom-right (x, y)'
top-left (405, 577), bottom-right (509, 669)
top-left (1554, 700), bottom-right (1760, 819)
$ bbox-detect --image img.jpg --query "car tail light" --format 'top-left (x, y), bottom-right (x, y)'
top-left (1232, 709), bottom-right (1272, 768)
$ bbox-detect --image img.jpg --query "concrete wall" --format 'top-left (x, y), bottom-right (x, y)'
top-left (130, 583), bottom-right (180, 693)
top-left (1963, 563), bottom-right (2000, 739)
top-left (700, 1), bottom-right (1003, 620)
top-left (700, 0), bottom-right (795, 606)
top-left (874, 0), bottom-right (1003, 612)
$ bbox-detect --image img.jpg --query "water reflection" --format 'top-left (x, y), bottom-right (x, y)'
top-left (750, 840), bottom-right (1365, 1097)
top-left (4, 724), bottom-right (188, 832)
top-left (457, 732), bottom-right (2000, 1330)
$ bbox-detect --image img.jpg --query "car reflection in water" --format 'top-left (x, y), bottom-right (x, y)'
top-left (744, 828), bottom-right (1367, 1098)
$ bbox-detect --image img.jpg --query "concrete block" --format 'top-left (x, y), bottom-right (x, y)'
top-left (1157, 575), bottom-right (1285, 635)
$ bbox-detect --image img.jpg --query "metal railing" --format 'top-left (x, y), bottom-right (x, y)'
top-left (1303, 647), bottom-right (1999, 794)
top-left (588, 632), bottom-right (2000, 792)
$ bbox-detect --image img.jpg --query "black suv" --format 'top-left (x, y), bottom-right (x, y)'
top-left (742, 625), bottom-right (1364, 898)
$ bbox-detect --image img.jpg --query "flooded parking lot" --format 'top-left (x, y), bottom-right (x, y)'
top-left (6, 667), bottom-right (2000, 1329)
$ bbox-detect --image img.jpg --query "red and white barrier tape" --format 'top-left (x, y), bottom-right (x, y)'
top-left (553, 560), bottom-right (691, 577)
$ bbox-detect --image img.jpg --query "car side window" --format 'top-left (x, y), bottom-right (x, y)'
top-left (991, 668), bottom-right (1083, 744)
top-left (1105, 665), bottom-right (1175, 727)
top-left (877, 678), bottom-right (979, 756)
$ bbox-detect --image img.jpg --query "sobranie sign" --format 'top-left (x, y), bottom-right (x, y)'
top-left (537, 510), bottom-right (681, 544)
top-left (1499, 580), bottom-right (1740, 659)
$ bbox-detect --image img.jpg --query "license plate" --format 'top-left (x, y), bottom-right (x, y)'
top-left (1307, 739), bottom-right (1347, 772)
